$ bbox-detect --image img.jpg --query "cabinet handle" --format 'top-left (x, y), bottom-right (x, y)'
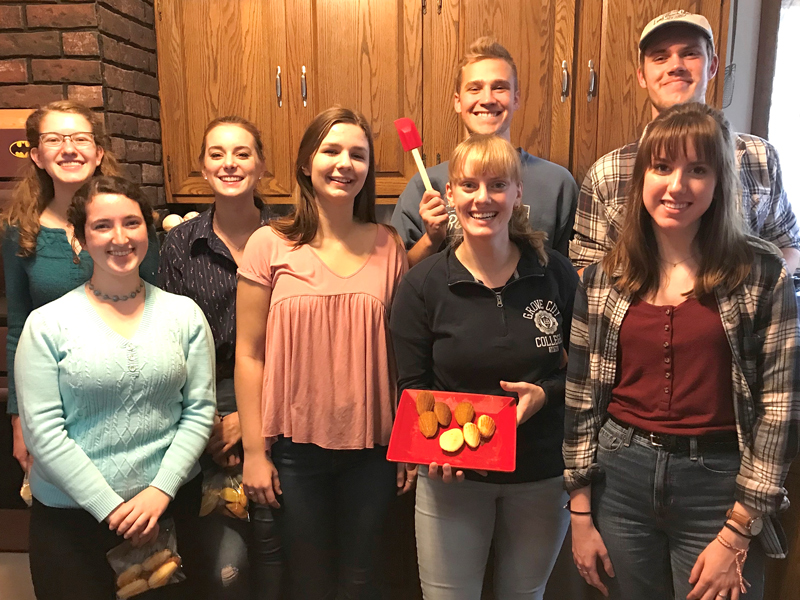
top-left (437, 0), bottom-right (442, 14)
top-left (301, 65), bottom-right (307, 108)
top-left (276, 66), bottom-right (282, 108)
top-left (436, 153), bottom-right (441, 164)
top-left (587, 60), bottom-right (597, 103)
top-left (560, 60), bottom-right (569, 103)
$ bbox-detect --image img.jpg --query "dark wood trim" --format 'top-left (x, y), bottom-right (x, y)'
top-left (751, 0), bottom-right (782, 138)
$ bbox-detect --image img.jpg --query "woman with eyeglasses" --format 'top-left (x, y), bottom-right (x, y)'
top-left (2, 101), bottom-right (159, 474)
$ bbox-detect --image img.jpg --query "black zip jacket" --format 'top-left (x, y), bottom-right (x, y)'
top-left (390, 244), bottom-right (579, 484)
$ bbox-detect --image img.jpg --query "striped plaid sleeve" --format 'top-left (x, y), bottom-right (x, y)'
top-left (563, 275), bottom-right (603, 492)
top-left (570, 157), bottom-right (617, 269)
top-left (735, 258), bottom-right (800, 515)
top-left (741, 136), bottom-right (800, 251)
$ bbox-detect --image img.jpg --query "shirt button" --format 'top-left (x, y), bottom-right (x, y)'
top-left (664, 324), bottom-right (670, 331)
top-left (665, 357), bottom-right (671, 364)
top-left (665, 372), bottom-right (671, 379)
top-left (664, 387), bottom-right (670, 394)
top-left (663, 342), bottom-right (669, 348)
top-left (665, 309), bottom-right (671, 315)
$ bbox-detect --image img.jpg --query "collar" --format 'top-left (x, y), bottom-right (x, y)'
top-left (189, 198), bottom-right (270, 258)
top-left (445, 242), bottom-right (547, 287)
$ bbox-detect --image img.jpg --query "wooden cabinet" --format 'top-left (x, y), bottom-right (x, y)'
top-left (571, 0), bottom-right (729, 183)
top-left (291, 0), bottom-right (423, 198)
top-left (422, 0), bottom-right (575, 170)
top-left (157, 0), bottom-right (294, 201)
top-left (156, 0), bottom-right (421, 202)
top-left (155, 0), bottom-right (729, 203)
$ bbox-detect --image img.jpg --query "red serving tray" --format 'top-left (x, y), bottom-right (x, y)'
top-left (387, 389), bottom-right (517, 472)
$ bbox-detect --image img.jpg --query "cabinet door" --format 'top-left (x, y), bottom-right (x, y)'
top-left (572, 0), bottom-right (729, 183)
top-left (289, 0), bottom-right (423, 199)
top-left (156, 0), bottom-right (293, 202)
top-left (425, 0), bottom-right (576, 170)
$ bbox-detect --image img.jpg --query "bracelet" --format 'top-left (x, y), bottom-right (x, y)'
top-left (715, 535), bottom-right (751, 593)
top-left (563, 500), bottom-right (592, 516)
top-left (724, 521), bottom-right (755, 540)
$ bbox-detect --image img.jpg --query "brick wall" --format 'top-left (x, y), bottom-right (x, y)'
top-left (0, 1), bottom-right (164, 204)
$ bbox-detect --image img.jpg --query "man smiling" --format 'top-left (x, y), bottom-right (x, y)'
top-left (570, 10), bottom-right (800, 273)
top-left (392, 37), bottom-right (578, 267)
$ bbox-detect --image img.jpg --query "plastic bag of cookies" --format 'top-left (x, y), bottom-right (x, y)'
top-left (107, 518), bottom-right (185, 598)
top-left (200, 466), bottom-right (249, 520)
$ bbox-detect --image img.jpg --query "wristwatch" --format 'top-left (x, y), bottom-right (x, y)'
top-left (726, 508), bottom-right (763, 535)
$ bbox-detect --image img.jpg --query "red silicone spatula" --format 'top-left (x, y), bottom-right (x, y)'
top-left (394, 118), bottom-right (433, 191)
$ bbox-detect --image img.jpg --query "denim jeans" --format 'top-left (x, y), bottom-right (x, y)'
top-left (593, 419), bottom-right (765, 600)
top-left (415, 470), bottom-right (569, 600)
top-left (271, 438), bottom-right (397, 600)
top-left (192, 503), bottom-right (284, 600)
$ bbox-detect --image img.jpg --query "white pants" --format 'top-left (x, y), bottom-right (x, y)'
top-left (415, 470), bottom-right (569, 600)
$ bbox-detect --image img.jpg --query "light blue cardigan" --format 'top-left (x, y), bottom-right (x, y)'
top-left (17, 282), bottom-right (216, 522)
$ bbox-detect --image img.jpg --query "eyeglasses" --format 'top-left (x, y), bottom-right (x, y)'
top-left (39, 132), bottom-right (96, 148)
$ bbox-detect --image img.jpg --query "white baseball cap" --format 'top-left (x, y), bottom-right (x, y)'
top-left (639, 10), bottom-right (714, 53)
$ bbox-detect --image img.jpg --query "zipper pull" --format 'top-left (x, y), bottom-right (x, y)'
top-left (496, 294), bottom-right (503, 308)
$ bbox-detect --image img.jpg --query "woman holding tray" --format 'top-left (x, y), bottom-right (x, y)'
top-left (390, 134), bottom-right (579, 600)
top-left (235, 107), bottom-right (410, 599)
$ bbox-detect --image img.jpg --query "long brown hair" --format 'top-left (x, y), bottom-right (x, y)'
top-left (448, 134), bottom-right (548, 265)
top-left (604, 102), bottom-right (769, 298)
top-left (271, 107), bottom-right (377, 246)
top-left (1, 101), bottom-right (120, 257)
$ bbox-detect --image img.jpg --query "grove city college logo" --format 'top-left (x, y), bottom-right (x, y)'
top-left (524, 300), bottom-right (562, 353)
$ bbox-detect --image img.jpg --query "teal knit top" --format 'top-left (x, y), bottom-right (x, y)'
top-left (3, 224), bottom-right (160, 414)
top-left (16, 282), bottom-right (216, 522)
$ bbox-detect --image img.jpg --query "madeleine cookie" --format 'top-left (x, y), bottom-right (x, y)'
top-left (454, 402), bottom-right (475, 426)
top-left (142, 549), bottom-right (172, 572)
top-left (117, 564), bottom-right (144, 589)
top-left (419, 411), bottom-right (439, 438)
top-left (147, 557), bottom-right (180, 589)
top-left (226, 502), bottom-right (248, 519)
top-left (439, 428), bottom-right (464, 453)
top-left (416, 391), bottom-right (436, 415)
top-left (463, 422), bottom-right (481, 449)
top-left (433, 402), bottom-right (452, 427)
top-left (117, 578), bottom-right (149, 599)
top-left (477, 414), bottom-right (496, 439)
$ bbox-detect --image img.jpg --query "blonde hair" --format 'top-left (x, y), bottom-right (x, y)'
top-left (1, 101), bottom-right (120, 257)
top-left (604, 102), bottom-right (771, 298)
top-left (448, 135), bottom-right (547, 265)
top-left (454, 37), bottom-right (518, 93)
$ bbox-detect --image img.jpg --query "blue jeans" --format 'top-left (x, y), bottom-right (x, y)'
top-left (192, 503), bottom-right (284, 600)
top-left (593, 419), bottom-right (765, 600)
top-left (415, 471), bottom-right (569, 600)
top-left (271, 438), bottom-right (397, 600)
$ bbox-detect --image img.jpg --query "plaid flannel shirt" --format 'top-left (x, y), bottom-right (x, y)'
top-left (563, 250), bottom-right (800, 558)
top-left (570, 134), bottom-right (800, 268)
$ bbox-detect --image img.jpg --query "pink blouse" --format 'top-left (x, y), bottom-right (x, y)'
top-left (238, 224), bottom-right (408, 449)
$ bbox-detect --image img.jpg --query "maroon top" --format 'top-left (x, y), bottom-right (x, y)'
top-left (608, 296), bottom-right (736, 435)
